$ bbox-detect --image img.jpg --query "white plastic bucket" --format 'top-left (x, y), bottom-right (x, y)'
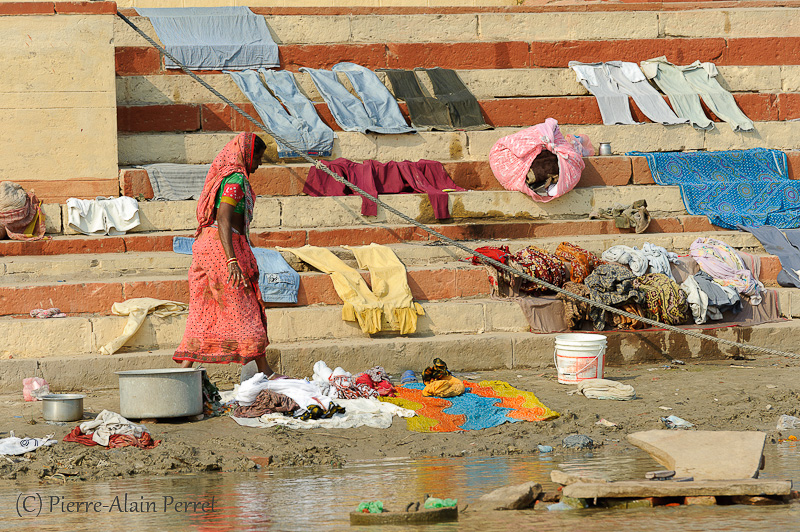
top-left (554, 333), bottom-right (606, 385)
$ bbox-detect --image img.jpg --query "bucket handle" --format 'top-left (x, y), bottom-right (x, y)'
top-left (553, 346), bottom-right (605, 375)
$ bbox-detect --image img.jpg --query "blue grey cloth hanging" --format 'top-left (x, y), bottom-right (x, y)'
top-left (138, 7), bottom-right (279, 70)
top-left (228, 70), bottom-right (331, 158)
top-left (140, 163), bottom-right (210, 201)
top-left (740, 225), bottom-right (800, 288)
top-left (301, 65), bottom-right (414, 134)
top-left (173, 236), bottom-right (300, 303)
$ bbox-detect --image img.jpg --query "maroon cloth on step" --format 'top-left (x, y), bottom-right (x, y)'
top-left (63, 427), bottom-right (160, 449)
top-left (304, 158), bottom-right (465, 219)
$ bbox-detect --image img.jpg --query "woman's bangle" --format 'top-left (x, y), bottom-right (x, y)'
top-left (226, 257), bottom-right (238, 265)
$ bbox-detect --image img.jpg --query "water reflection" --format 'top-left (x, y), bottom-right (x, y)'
top-left (1, 445), bottom-right (798, 531)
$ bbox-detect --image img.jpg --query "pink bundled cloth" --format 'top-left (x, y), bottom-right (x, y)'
top-left (689, 237), bottom-right (765, 305)
top-left (488, 118), bottom-right (585, 202)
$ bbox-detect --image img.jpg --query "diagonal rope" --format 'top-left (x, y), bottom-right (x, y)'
top-left (117, 11), bottom-right (799, 359)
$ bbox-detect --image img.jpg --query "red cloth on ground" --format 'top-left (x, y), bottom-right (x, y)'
top-left (355, 373), bottom-right (396, 397)
top-left (304, 158), bottom-right (465, 219)
top-left (63, 427), bottom-right (160, 449)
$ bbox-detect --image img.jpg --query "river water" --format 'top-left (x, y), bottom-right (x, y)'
top-left (3, 441), bottom-right (798, 531)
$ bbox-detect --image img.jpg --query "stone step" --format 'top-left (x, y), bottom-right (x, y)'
top-left (117, 92), bottom-right (798, 133)
top-left (50, 188), bottom-right (688, 237)
top-left (0, 215), bottom-right (754, 257)
top-left (0, 230), bottom-right (768, 282)
top-left (0, 263), bottom-right (492, 315)
top-left (117, 123), bottom-right (800, 166)
top-left (0, 251), bottom-right (786, 316)
top-left (116, 67), bottom-right (797, 106)
top-left (119, 152), bottom-right (800, 201)
top-left (116, 9), bottom-right (800, 49)
top-left (114, 36), bottom-right (800, 77)
top-left (4, 319), bottom-right (800, 392)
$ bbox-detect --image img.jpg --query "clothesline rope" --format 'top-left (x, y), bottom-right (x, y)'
top-left (116, 11), bottom-right (800, 360)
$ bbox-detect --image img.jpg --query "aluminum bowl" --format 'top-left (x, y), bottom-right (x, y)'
top-left (41, 394), bottom-right (85, 422)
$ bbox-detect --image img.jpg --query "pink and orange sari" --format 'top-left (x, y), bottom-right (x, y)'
top-left (173, 133), bottom-right (267, 365)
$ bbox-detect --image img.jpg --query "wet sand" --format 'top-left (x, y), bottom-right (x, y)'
top-left (2, 356), bottom-right (799, 481)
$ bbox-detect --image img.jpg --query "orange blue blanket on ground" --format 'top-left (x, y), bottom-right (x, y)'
top-left (381, 380), bottom-right (559, 432)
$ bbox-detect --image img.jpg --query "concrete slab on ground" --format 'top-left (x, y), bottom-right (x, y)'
top-left (562, 479), bottom-right (791, 499)
top-left (627, 430), bottom-right (767, 481)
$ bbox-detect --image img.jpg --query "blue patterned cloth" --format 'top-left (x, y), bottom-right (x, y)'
top-left (629, 148), bottom-right (797, 229)
top-left (403, 383), bottom-right (520, 430)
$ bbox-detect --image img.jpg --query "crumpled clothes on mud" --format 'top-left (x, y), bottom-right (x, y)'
top-left (574, 378), bottom-right (636, 400)
top-left (590, 199), bottom-right (651, 233)
top-left (63, 410), bottom-right (159, 449)
top-left (231, 398), bottom-right (415, 430)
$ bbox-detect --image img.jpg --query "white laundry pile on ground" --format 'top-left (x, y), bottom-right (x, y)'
top-left (231, 398), bottom-right (415, 430)
top-left (66, 196), bottom-right (140, 236)
top-left (79, 410), bottom-right (150, 446)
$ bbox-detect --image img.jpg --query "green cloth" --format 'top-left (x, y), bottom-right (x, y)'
top-left (214, 173), bottom-right (247, 214)
top-left (424, 497), bottom-right (457, 509)
top-left (357, 501), bottom-right (384, 514)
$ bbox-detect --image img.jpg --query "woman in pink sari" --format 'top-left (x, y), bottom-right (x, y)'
top-left (174, 133), bottom-right (281, 379)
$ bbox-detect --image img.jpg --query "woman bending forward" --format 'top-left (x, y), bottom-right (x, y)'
top-left (174, 132), bottom-right (281, 379)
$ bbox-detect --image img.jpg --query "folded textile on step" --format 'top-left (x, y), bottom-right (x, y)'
top-left (99, 298), bottom-right (188, 356)
top-left (64, 410), bottom-right (159, 449)
top-left (66, 196), bottom-right (140, 236)
top-left (690, 237), bottom-right (765, 305)
top-left (0, 181), bottom-right (46, 241)
top-left (173, 236), bottom-right (300, 303)
top-left (137, 7), bottom-right (279, 70)
top-left (279, 244), bottom-right (424, 335)
top-left (601, 245), bottom-right (649, 276)
top-left (231, 398), bottom-right (415, 430)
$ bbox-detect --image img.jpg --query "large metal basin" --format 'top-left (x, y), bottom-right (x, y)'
top-left (41, 394), bottom-right (85, 422)
top-left (116, 368), bottom-right (203, 419)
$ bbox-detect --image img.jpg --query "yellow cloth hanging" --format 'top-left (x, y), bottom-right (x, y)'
top-left (279, 244), bottom-right (424, 335)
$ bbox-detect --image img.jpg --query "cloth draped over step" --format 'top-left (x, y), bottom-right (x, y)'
top-left (690, 237), bottom-right (765, 305)
top-left (382, 380), bottom-right (559, 432)
top-left (140, 163), bottom-right (210, 201)
top-left (641, 57), bottom-right (754, 132)
top-left (304, 158), bottom-right (464, 219)
top-left (63, 410), bottom-right (159, 449)
top-left (740, 225), bottom-right (800, 288)
top-left (569, 61), bottom-right (687, 126)
top-left (278, 244), bottom-right (424, 335)
top-left (0, 181), bottom-right (46, 241)
top-left (382, 68), bottom-right (490, 131)
top-left (301, 63), bottom-right (414, 134)
top-left (66, 197), bottom-right (140, 236)
top-left (137, 7), bottom-right (279, 70)
top-left (227, 69), bottom-right (333, 158)
top-left (173, 236), bottom-right (300, 303)
top-left (489, 118), bottom-right (585, 202)
top-left (631, 148), bottom-right (796, 229)
top-left (99, 298), bottom-right (189, 356)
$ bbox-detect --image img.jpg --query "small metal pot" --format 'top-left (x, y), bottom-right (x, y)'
top-left (599, 143), bottom-right (612, 156)
top-left (41, 394), bottom-right (85, 422)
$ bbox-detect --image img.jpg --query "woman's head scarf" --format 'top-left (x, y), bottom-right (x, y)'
top-left (195, 132), bottom-right (257, 237)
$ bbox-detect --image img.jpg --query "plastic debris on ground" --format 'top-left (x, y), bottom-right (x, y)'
top-left (562, 434), bottom-right (594, 449)
top-left (22, 377), bottom-right (49, 402)
top-left (424, 497), bottom-right (457, 509)
top-left (357, 501), bottom-right (384, 514)
top-left (0, 435), bottom-right (57, 455)
top-left (595, 418), bottom-right (618, 428)
top-left (777, 415), bottom-right (800, 430)
top-left (537, 444), bottom-right (554, 453)
top-left (661, 415), bottom-right (694, 429)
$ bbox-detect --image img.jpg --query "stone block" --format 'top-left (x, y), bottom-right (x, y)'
top-left (715, 66), bottom-right (782, 93)
top-left (661, 9), bottom-right (800, 39)
top-left (386, 41), bottom-right (530, 70)
top-left (706, 121), bottom-right (800, 152)
top-left (118, 132), bottom-right (237, 165)
top-left (133, 200), bottom-right (196, 232)
top-left (474, 482), bottom-right (542, 511)
top-left (0, 317), bottom-right (93, 358)
top-left (484, 301), bottom-right (530, 333)
top-left (592, 185), bottom-right (685, 216)
top-left (117, 74), bottom-right (246, 106)
top-left (42, 204), bottom-right (62, 234)
top-left (478, 12), bottom-right (658, 42)
top-left (685, 496), bottom-right (717, 506)
top-left (373, 131), bottom-right (467, 162)
top-left (279, 195), bottom-right (375, 228)
top-left (782, 66), bottom-right (800, 92)
top-left (264, 15), bottom-right (351, 45)
top-left (564, 479), bottom-right (791, 500)
top-left (350, 14), bottom-right (477, 43)
top-left (510, 334), bottom-right (557, 368)
top-left (627, 430), bottom-right (767, 481)
top-left (330, 131), bottom-right (379, 161)
top-left (113, 16), bottom-right (161, 48)
top-left (422, 301), bottom-right (486, 335)
top-left (455, 69), bottom-right (586, 99)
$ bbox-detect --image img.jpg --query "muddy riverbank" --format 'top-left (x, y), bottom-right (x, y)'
top-left (2, 357), bottom-right (799, 481)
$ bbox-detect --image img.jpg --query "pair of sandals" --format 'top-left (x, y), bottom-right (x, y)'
top-left (589, 199), bottom-right (652, 234)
